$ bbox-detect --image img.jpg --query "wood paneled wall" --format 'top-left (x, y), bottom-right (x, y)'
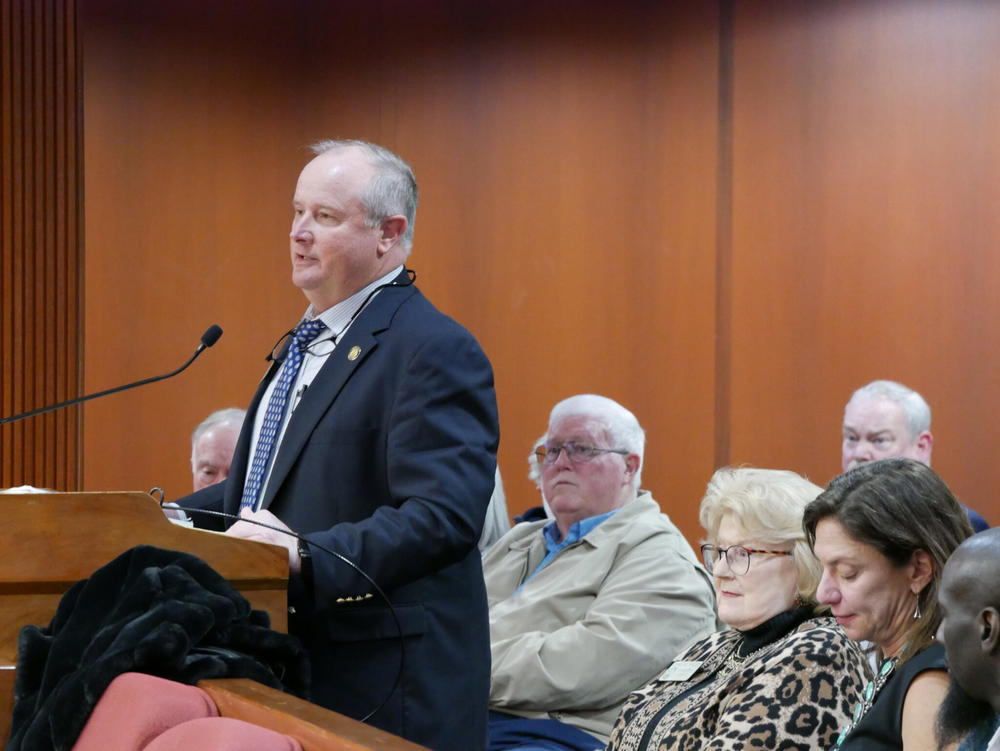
top-left (726, 0), bottom-right (1000, 507)
top-left (0, 0), bottom-right (82, 490)
top-left (2, 0), bottom-right (991, 544)
top-left (78, 0), bottom-right (722, 540)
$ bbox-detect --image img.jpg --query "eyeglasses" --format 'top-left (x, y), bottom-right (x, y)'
top-left (265, 268), bottom-right (418, 364)
top-left (266, 330), bottom-right (338, 362)
top-left (700, 544), bottom-right (792, 576)
top-left (533, 443), bottom-right (629, 466)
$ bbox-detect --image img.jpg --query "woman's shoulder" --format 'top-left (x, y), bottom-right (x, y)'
top-left (675, 626), bottom-right (740, 660)
top-left (681, 616), bottom-right (860, 666)
top-left (787, 615), bottom-right (856, 645)
top-left (893, 643), bottom-right (948, 697)
top-left (761, 615), bottom-right (868, 669)
top-left (902, 642), bottom-right (946, 673)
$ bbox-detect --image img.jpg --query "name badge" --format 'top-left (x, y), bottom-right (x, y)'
top-left (658, 661), bottom-right (702, 682)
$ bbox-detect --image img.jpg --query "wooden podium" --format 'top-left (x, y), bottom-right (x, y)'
top-left (0, 492), bottom-right (428, 750)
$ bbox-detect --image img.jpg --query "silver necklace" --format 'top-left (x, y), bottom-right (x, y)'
top-left (717, 638), bottom-right (773, 679)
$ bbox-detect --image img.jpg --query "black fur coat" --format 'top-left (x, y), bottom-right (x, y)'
top-left (6, 545), bottom-right (309, 751)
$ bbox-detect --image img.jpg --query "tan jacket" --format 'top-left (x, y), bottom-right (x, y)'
top-left (484, 492), bottom-right (716, 745)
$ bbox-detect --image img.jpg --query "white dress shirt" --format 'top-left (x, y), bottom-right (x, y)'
top-left (988, 722), bottom-right (1000, 751)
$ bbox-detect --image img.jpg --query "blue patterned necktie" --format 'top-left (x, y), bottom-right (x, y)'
top-left (240, 319), bottom-right (328, 511)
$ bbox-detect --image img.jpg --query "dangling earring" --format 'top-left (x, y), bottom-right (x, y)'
top-left (913, 602), bottom-right (922, 620)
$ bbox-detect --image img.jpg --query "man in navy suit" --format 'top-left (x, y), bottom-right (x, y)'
top-left (183, 140), bottom-right (499, 751)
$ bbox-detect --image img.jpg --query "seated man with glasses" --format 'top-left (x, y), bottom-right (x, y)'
top-left (482, 394), bottom-right (716, 751)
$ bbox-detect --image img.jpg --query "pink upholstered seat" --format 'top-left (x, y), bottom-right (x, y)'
top-left (71, 673), bottom-right (302, 751)
top-left (145, 716), bottom-right (303, 751)
top-left (72, 673), bottom-right (218, 751)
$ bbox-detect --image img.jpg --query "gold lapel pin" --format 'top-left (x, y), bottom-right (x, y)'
top-left (347, 345), bottom-right (362, 361)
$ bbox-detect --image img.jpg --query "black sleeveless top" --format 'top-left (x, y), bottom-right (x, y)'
top-left (839, 642), bottom-right (946, 750)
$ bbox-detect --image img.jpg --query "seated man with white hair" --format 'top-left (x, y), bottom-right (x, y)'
top-left (169, 408), bottom-right (245, 528)
top-left (190, 408), bottom-right (246, 492)
top-left (483, 394), bottom-right (716, 751)
top-left (512, 435), bottom-right (550, 525)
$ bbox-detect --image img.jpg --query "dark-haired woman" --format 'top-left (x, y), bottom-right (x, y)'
top-left (805, 457), bottom-right (973, 751)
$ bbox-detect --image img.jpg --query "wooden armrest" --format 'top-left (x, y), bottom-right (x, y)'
top-left (0, 667), bottom-right (13, 741)
top-left (197, 679), bottom-right (430, 751)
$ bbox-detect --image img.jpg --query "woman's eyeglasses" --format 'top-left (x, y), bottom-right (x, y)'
top-left (700, 544), bottom-right (792, 575)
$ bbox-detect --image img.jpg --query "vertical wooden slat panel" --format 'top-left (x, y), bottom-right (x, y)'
top-left (713, 0), bottom-right (734, 470)
top-left (0, 0), bottom-right (82, 490)
top-left (0, 0), bottom-right (11, 480)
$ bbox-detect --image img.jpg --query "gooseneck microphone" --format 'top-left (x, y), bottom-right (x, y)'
top-left (0, 325), bottom-right (224, 426)
top-left (196, 324), bottom-right (223, 352)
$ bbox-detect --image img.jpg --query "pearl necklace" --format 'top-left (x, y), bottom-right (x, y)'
top-left (832, 656), bottom-right (898, 749)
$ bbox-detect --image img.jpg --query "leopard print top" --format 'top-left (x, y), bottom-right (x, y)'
top-left (607, 617), bottom-right (869, 751)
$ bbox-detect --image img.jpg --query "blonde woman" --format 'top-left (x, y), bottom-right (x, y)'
top-left (608, 467), bottom-right (869, 750)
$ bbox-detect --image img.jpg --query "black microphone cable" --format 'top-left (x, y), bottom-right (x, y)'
top-left (264, 269), bottom-right (416, 364)
top-left (158, 499), bottom-right (404, 724)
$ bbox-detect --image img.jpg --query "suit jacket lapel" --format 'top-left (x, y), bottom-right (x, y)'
top-left (258, 283), bottom-right (417, 511)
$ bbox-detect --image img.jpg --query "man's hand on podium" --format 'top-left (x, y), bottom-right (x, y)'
top-left (226, 508), bottom-right (301, 574)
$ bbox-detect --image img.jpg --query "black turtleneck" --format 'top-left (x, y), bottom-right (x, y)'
top-left (736, 604), bottom-right (815, 657)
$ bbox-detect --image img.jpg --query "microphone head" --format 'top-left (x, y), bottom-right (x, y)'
top-left (201, 325), bottom-right (223, 348)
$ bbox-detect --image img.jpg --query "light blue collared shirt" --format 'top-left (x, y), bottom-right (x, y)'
top-left (518, 508), bottom-right (621, 590)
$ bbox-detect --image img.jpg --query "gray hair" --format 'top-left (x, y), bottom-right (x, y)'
top-left (191, 408), bottom-right (245, 463)
top-left (700, 467), bottom-right (825, 606)
top-left (847, 380), bottom-right (932, 439)
top-left (525, 434), bottom-right (553, 518)
top-left (547, 394), bottom-right (645, 489)
top-left (479, 468), bottom-right (511, 553)
top-left (309, 139), bottom-right (418, 255)
top-left (527, 434), bottom-right (546, 488)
